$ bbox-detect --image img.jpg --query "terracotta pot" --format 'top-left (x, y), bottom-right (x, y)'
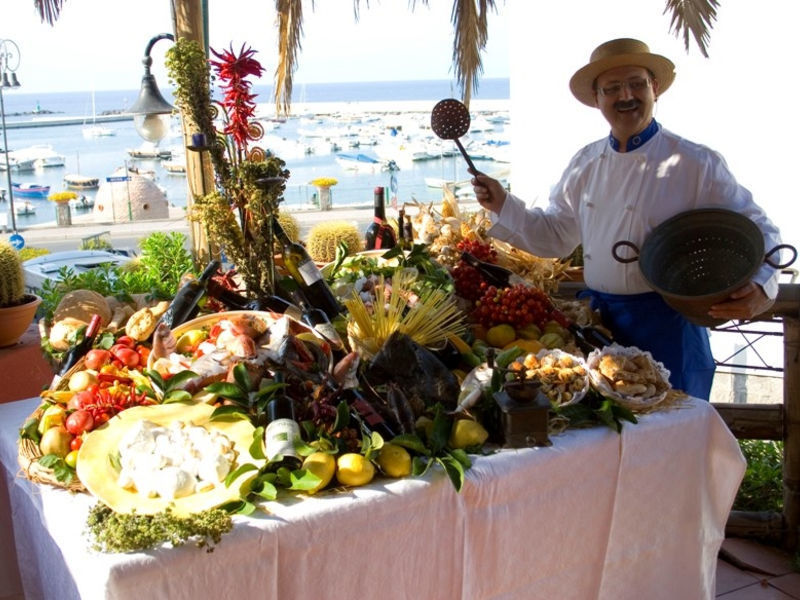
top-left (0, 295), bottom-right (42, 348)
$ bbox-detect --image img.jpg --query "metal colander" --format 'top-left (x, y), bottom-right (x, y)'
top-left (613, 208), bottom-right (796, 326)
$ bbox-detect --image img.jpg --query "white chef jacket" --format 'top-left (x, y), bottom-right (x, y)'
top-left (488, 124), bottom-right (782, 299)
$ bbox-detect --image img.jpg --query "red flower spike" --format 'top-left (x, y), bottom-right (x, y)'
top-left (210, 43), bottom-right (266, 151)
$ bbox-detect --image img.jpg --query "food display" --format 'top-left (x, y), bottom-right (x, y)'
top-left (17, 209), bottom-right (687, 554)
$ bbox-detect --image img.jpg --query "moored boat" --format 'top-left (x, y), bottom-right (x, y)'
top-left (127, 143), bottom-right (172, 160)
top-left (64, 174), bottom-right (100, 190)
top-left (69, 195), bottom-right (94, 210)
top-left (14, 200), bottom-right (37, 216)
top-left (11, 182), bottom-right (51, 198)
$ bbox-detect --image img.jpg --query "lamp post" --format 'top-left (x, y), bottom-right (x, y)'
top-left (128, 33), bottom-right (175, 144)
top-left (0, 39), bottom-right (21, 233)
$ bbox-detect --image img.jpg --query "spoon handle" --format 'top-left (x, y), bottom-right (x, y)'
top-left (453, 138), bottom-right (481, 175)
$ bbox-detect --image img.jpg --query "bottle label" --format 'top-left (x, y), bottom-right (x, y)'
top-left (265, 419), bottom-right (300, 461)
top-left (298, 259), bottom-right (323, 286)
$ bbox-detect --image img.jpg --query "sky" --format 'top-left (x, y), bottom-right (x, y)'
top-left (2, 1), bottom-right (511, 94)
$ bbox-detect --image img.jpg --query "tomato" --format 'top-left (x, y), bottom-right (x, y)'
top-left (84, 349), bottom-right (112, 371)
top-left (70, 436), bottom-right (83, 451)
top-left (65, 409), bottom-right (95, 435)
top-left (110, 345), bottom-right (140, 368)
top-left (64, 450), bottom-right (79, 469)
top-left (135, 344), bottom-right (151, 364)
top-left (68, 390), bottom-right (95, 410)
top-left (115, 335), bottom-right (136, 349)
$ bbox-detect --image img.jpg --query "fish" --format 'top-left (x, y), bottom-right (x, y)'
top-left (150, 322), bottom-right (177, 362)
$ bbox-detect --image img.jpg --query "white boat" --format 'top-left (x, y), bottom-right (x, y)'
top-left (14, 200), bottom-right (37, 216)
top-left (335, 152), bottom-right (383, 172)
top-left (69, 195), bottom-right (94, 210)
top-left (23, 250), bottom-right (132, 292)
top-left (64, 174), bottom-right (100, 190)
top-left (8, 145), bottom-right (66, 169)
top-left (162, 159), bottom-right (186, 174)
top-left (82, 125), bottom-right (115, 138)
top-left (127, 142), bottom-right (172, 160)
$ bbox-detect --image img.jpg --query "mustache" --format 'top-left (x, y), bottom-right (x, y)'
top-left (614, 99), bottom-right (640, 111)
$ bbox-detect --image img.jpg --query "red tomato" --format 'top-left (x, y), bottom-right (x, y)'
top-left (135, 345), bottom-right (151, 363)
top-left (69, 390), bottom-right (96, 410)
top-left (110, 345), bottom-right (140, 368)
top-left (115, 336), bottom-right (136, 349)
top-left (65, 410), bottom-right (95, 435)
top-left (84, 349), bottom-right (112, 370)
top-left (70, 436), bottom-right (83, 451)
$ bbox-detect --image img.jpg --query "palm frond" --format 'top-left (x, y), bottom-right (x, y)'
top-left (451, 0), bottom-right (495, 108)
top-left (663, 0), bottom-right (719, 57)
top-left (274, 0), bottom-right (305, 116)
top-left (33, 0), bottom-right (66, 25)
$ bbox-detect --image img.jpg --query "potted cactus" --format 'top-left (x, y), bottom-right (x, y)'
top-left (0, 240), bottom-right (42, 347)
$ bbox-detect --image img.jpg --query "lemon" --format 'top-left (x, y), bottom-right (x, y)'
top-left (336, 453), bottom-right (376, 487)
top-left (503, 339), bottom-right (545, 355)
top-left (302, 452), bottom-right (336, 494)
top-left (486, 324), bottom-right (516, 348)
top-left (377, 443), bottom-right (412, 478)
top-left (176, 329), bottom-right (207, 353)
top-left (449, 419), bottom-right (489, 450)
top-left (517, 323), bottom-right (542, 340)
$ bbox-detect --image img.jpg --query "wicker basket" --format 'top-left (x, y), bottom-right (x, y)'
top-left (17, 359), bottom-right (88, 492)
top-left (613, 208), bottom-right (796, 326)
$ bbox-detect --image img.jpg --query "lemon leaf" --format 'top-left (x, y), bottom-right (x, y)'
top-left (437, 455), bottom-right (465, 493)
top-left (224, 462), bottom-right (259, 487)
top-left (390, 433), bottom-right (430, 456)
top-left (288, 468), bottom-right (322, 491)
top-left (249, 426), bottom-right (265, 460)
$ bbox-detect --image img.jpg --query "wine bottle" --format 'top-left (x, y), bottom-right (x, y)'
top-left (158, 260), bottom-right (221, 330)
top-left (51, 313), bottom-right (102, 387)
top-left (364, 186), bottom-right (396, 251)
top-left (550, 307), bottom-right (613, 353)
top-left (397, 207), bottom-right (406, 248)
top-left (273, 218), bottom-right (341, 320)
top-left (403, 214), bottom-right (414, 245)
top-left (460, 251), bottom-right (513, 288)
top-left (286, 287), bottom-right (344, 350)
top-left (206, 279), bottom-right (303, 321)
top-left (265, 374), bottom-right (303, 470)
top-left (347, 389), bottom-right (397, 440)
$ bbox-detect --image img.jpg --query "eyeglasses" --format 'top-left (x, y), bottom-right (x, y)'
top-left (596, 77), bottom-right (651, 97)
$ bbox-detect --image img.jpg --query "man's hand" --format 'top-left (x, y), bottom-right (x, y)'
top-left (470, 170), bottom-right (507, 214)
top-left (707, 282), bottom-right (775, 321)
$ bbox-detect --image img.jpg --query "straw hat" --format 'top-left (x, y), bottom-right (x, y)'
top-left (569, 38), bottom-right (676, 107)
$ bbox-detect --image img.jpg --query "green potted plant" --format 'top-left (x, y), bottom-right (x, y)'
top-left (0, 240), bottom-right (42, 347)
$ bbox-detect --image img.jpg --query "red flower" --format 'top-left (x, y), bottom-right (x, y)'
top-left (210, 44), bottom-right (265, 151)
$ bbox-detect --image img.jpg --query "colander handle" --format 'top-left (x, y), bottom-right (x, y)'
top-left (612, 240), bottom-right (640, 264)
top-left (764, 244), bottom-right (798, 269)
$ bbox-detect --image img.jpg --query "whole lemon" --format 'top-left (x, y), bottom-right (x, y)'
top-left (376, 443), bottom-right (412, 478)
top-left (302, 452), bottom-right (336, 494)
top-left (486, 324), bottom-right (516, 348)
top-left (449, 419), bottom-right (489, 450)
top-left (336, 453), bottom-right (376, 487)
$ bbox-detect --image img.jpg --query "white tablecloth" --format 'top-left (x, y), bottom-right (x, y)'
top-left (0, 396), bottom-right (744, 600)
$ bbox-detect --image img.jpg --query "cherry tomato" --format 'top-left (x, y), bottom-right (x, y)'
top-left (66, 409), bottom-right (95, 435)
top-left (70, 436), bottom-right (83, 451)
top-left (115, 335), bottom-right (136, 349)
top-left (110, 345), bottom-right (140, 368)
top-left (84, 349), bottom-right (112, 371)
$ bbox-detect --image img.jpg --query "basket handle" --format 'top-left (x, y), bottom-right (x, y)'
top-left (612, 240), bottom-right (640, 264)
top-left (765, 244), bottom-right (798, 269)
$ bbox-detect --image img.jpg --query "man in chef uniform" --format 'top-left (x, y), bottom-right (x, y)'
top-left (470, 38), bottom-right (783, 399)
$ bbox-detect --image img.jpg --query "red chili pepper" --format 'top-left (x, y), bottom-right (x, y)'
top-left (97, 372), bottom-right (133, 385)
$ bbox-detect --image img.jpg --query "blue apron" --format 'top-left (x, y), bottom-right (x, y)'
top-left (577, 290), bottom-right (716, 400)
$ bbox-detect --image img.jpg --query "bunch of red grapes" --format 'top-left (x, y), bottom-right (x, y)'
top-left (471, 284), bottom-right (556, 329)
top-left (451, 240), bottom-right (498, 301)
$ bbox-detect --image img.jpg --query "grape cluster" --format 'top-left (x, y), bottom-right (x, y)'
top-left (451, 240), bottom-right (497, 301)
top-left (472, 284), bottom-right (555, 329)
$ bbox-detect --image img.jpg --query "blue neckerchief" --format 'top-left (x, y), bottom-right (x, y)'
top-left (608, 119), bottom-right (659, 152)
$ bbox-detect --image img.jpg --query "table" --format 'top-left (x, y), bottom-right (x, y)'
top-left (0, 396), bottom-right (744, 600)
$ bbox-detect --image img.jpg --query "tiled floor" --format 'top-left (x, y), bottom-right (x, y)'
top-left (717, 538), bottom-right (800, 598)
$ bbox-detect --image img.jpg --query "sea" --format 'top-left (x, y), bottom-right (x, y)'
top-left (0, 78), bottom-right (510, 229)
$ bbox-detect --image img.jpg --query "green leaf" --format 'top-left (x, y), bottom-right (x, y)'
top-left (429, 408), bottom-right (452, 455)
top-left (412, 455), bottom-right (432, 477)
top-left (370, 431), bottom-right (385, 451)
top-left (254, 382), bottom-right (286, 401)
top-left (204, 382), bottom-right (247, 402)
top-left (163, 370), bottom-right (199, 394)
top-left (210, 405), bottom-right (250, 422)
top-left (252, 479), bottom-right (278, 500)
top-left (390, 433), bottom-right (430, 456)
top-left (447, 448), bottom-right (472, 470)
top-left (224, 462), bottom-right (259, 487)
top-left (288, 468), bottom-right (323, 491)
top-left (19, 417), bottom-right (41, 443)
top-left (294, 438), bottom-right (318, 457)
top-left (249, 427), bottom-right (266, 460)
top-left (332, 400), bottom-right (350, 433)
top-left (437, 455), bottom-right (465, 493)
top-left (38, 453), bottom-right (62, 468)
top-left (39, 455), bottom-right (74, 484)
top-left (233, 363), bottom-right (252, 392)
top-left (236, 500), bottom-right (257, 515)
top-left (145, 369), bottom-right (166, 394)
top-left (163, 390), bottom-right (193, 404)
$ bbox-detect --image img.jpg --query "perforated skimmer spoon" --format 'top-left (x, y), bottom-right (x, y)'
top-left (430, 98), bottom-right (482, 175)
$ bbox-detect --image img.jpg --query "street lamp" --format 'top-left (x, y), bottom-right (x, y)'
top-left (128, 33), bottom-right (175, 144)
top-left (0, 39), bottom-right (22, 233)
